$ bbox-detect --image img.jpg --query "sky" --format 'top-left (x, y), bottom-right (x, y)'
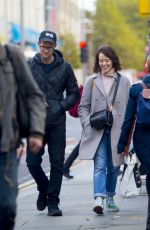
top-left (79, 0), bottom-right (96, 12)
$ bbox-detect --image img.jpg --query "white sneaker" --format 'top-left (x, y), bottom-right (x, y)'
top-left (93, 196), bottom-right (104, 215)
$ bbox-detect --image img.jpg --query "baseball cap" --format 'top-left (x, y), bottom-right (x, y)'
top-left (39, 31), bottom-right (57, 45)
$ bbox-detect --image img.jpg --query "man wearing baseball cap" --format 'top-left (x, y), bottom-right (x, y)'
top-left (26, 31), bottom-right (79, 217)
top-left (39, 31), bottom-right (57, 44)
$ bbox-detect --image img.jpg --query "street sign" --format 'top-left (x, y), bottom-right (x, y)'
top-left (139, 0), bottom-right (150, 15)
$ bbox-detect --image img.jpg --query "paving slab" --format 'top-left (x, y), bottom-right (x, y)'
top-left (15, 161), bottom-right (148, 230)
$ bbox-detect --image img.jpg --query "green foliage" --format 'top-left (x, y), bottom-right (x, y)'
top-left (59, 34), bottom-right (81, 69)
top-left (116, 0), bottom-right (148, 41)
top-left (93, 0), bottom-right (149, 70)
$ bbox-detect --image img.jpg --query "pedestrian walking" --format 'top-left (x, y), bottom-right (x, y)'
top-left (117, 55), bottom-right (150, 230)
top-left (63, 142), bottom-right (80, 179)
top-left (78, 45), bottom-right (130, 215)
top-left (63, 85), bottom-right (83, 179)
top-left (26, 30), bottom-right (80, 216)
top-left (0, 44), bottom-right (46, 230)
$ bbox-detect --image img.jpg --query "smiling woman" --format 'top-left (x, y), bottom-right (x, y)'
top-left (98, 54), bottom-right (112, 75)
top-left (78, 45), bottom-right (131, 215)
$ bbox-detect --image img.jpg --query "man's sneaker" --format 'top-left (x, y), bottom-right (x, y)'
top-left (36, 193), bottom-right (47, 211)
top-left (48, 204), bottom-right (62, 216)
top-left (93, 196), bottom-right (104, 215)
top-left (106, 196), bottom-right (119, 212)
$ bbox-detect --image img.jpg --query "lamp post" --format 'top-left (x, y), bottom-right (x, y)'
top-left (20, 0), bottom-right (25, 52)
top-left (80, 0), bottom-right (88, 84)
top-left (45, 0), bottom-right (50, 30)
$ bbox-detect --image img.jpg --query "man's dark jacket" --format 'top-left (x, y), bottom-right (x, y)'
top-left (28, 50), bottom-right (80, 126)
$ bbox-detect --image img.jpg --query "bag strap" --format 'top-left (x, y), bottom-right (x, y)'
top-left (5, 45), bottom-right (19, 81)
top-left (111, 72), bottom-right (121, 106)
top-left (91, 79), bottom-right (94, 90)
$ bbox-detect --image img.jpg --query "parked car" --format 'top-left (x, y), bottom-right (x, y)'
top-left (119, 69), bottom-right (137, 85)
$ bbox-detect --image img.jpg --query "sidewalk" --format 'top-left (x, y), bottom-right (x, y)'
top-left (16, 161), bottom-right (148, 230)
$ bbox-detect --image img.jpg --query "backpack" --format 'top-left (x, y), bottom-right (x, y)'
top-left (68, 85), bottom-right (83, 118)
top-left (5, 45), bottom-right (30, 138)
top-left (136, 82), bottom-right (150, 127)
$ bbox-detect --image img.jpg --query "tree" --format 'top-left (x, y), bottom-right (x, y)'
top-left (116, 0), bottom-right (148, 41)
top-left (92, 0), bottom-right (147, 70)
top-left (59, 34), bottom-right (81, 69)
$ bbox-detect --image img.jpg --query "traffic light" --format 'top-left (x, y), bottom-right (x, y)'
top-left (139, 0), bottom-right (150, 15)
top-left (80, 41), bottom-right (88, 63)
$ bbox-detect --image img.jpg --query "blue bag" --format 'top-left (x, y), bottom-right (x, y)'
top-left (136, 82), bottom-right (150, 127)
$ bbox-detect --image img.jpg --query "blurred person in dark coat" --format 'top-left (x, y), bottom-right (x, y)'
top-left (0, 44), bottom-right (46, 230)
top-left (63, 84), bottom-right (83, 179)
top-left (26, 30), bottom-right (79, 216)
top-left (117, 55), bottom-right (150, 230)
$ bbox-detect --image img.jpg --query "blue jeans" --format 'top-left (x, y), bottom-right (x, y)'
top-left (0, 150), bottom-right (18, 230)
top-left (93, 131), bottom-right (119, 198)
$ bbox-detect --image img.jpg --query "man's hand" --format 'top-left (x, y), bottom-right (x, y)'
top-left (28, 136), bottom-right (43, 153)
top-left (17, 143), bottom-right (25, 160)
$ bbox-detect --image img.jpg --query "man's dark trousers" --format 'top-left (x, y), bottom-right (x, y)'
top-left (26, 123), bottom-right (66, 205)
top-left (0, 150), bottom-right (18, 230)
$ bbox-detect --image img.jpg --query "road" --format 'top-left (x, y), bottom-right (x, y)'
top-left (18, 113), bottom-right (82, 185)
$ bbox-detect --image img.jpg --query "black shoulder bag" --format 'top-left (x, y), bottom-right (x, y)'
top-left (90, 73), bottom-right (121, 130)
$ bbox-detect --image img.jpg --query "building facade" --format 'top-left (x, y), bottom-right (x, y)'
top-left (0, 0), bottom-right (81, 59)
top-left (0, 0), bottom-right (45, 47)
top-left (45, 0), bottom-right (81, 47)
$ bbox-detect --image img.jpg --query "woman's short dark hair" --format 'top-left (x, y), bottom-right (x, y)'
top-left (93, 45), bottom-right (121, 73)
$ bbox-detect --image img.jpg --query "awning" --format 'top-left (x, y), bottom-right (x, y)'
top-left (10, 23), bottom-right (39, 49)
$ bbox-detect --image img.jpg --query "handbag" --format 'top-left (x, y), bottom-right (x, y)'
top-left (120, 119), bottom-right (142, 197)
top-left (120, 149), bottom-right (142, 198)
top-left (90, 108), bottom-right (113, 130)
top-left (90, 73), bottom-right (120, 130)
top-left (68, 85), bottom-right (83, 118)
